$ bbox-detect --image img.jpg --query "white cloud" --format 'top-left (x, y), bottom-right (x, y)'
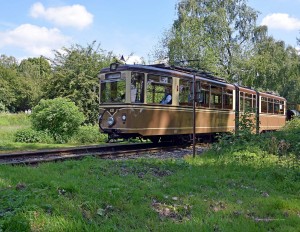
top-left (30, 2), bottom-right (93, 30)
top-left (125, 55), bottom-right (143, 64)
top-left (261, 13), bottom-right (300, 31)
top-left (0, 24), bottom-right (71, 57)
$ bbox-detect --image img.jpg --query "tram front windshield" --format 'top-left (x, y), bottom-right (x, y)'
top-left (100, 73), bottom-right (125, 103)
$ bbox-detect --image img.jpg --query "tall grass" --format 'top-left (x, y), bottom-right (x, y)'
top-left (0, 113), bottom-right (31, 151)
top-left (0, 113), bottom-right (107, 153)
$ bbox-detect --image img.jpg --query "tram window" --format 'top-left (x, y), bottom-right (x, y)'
top-left (274, 100), bottom-right (280, 114)
top-left (261, 97), bottom-right (268, 113)
top-left (279, 101), bottom-right (284, 114)
top-left (268, 98), bottom-right (274, 114)
top-left (240, 92), bottom-right (245, 111)
top-left (210, 85), bottom-right (222, 109)
top-left (200, 83), bottom-right (210, 107)
top-left (223, 89), bottom-right (233, 109)
top-left (147, 74), bottom-right (172, 104)
top-left (245, 93), bottom-right (253, 111)
top-left (131, 72), bottom-right (145, 103)
top-left (179, 79), bottom-right (190, 105)
top-left (100, 73), bottom-right (125, 103)
top-left (253, 95), bottom-right (257, 111)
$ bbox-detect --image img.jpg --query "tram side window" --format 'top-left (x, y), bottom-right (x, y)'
top-left (100, 72), bottom-right (125, 103)
top-left (200, 83), bottom-right (210, 107)
top-left (147, 75), bottom-right (172, 104)
top-left (210, 85), bottom-right (222, 109)
top-left (274, 100), bottom-right (280, 114)
top-left (131, 72), bottom-right (145, 103)
top-left (179, 79), bottom-right (190, 105)
top-left (261, 97), bottom-right (268, 113)
top-left (279, 101), bottom-right (284, 114)
top-left (223, 89), bottom-right (233, 109)
top-left (245, 93), bottom-right (254, 112)
top-left (268, 98), bottom-right (274, 114)
top-left (240, 92), bottom-right (244, 112)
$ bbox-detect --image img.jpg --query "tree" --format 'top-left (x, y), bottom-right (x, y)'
top-left (45, 41), bottom-right (114, 123)
top-left (17, 57), bottom-right (52, 110)
top-left (242, 31), bottom-right (300, 103)
top-left (156, 0), bottom-right (258, 80)
top-left (31, 97), bottom-right (85, 142)
top-left (0, 60), bottom-right (18, 112)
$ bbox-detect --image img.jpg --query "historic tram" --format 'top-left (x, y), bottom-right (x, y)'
top-left (97, 62), bottom-right (286, 143)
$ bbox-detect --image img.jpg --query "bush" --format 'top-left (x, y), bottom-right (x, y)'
top-left (281, 117), bottom-right (300, 132)
top-left (14, 128), bottom-right (53, 143)
top-left (0, 102), bottom-right (6, 113)
top-left (31, 98), bottom-right (85, 143)
top-left (69, 125), bottom-right (108, 144)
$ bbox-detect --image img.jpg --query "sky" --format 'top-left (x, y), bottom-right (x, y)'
top-left (0, 0), bottom-right (300, 64)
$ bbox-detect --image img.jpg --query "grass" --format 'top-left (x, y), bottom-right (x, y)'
top-left (0, 113), bottom-right (299, 231)
top-left (0, 113), bottom-right (107, 153)
top-left (0, 151), bottom-right (299, 231)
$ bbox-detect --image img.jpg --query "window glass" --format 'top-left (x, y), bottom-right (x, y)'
top-left (245, 94), bottom-right (253, 111)
top-left (100, 72), bottom-right (125, 103)
top-left (200, 83), bottom-right (210, 107)
top-left (253, 95), bottom-right (257, 111)
top-left (223, 89), bottom-right (233, 109)
top-left (240, 92), bottom-right (244, 111)
top-left (179, 79), bottom-right (190, 105)
top-left (210, 85), bottom-right (222, 109)
top-left (279, 101), bottom-right (284, 114)
top-left (268, 98), bottom-right (274, 114)
top-left (261, 97), bottom-right (268, 113)
top-left (147, 75), bottom-right (172, 104)
top-left (273, 99), bottom-right (279, 114)
top-left (131, 72), bottom-right (144, 103)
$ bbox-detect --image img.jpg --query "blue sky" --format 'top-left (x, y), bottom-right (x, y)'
top-left (0, 0), bottom-right (299, 63)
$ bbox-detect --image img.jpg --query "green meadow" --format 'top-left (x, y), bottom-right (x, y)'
top-left (0, 113), bottom-right (299, 231)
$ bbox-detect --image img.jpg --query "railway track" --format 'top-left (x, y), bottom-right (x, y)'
top-left (0, 142), bottom-right (200, 165)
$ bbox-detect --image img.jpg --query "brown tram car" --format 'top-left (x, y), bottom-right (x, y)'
top-left (98, 63), bottom-right (286, 143)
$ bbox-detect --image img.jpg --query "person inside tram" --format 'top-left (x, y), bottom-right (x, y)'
top-left (160, 87), bottom-right (172, 104)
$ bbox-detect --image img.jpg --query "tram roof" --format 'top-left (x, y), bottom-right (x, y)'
top-left (100, 63), bottom-right (228, 84)
top-left (99, 63), bottom-right (286, 100)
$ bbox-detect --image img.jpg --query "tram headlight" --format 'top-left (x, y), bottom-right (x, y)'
top-left (121, 114), bottom-right (126, 121)
top-left (107, 116), bottom-right (115, 126)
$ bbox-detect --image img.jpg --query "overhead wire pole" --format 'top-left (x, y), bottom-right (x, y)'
top-left (175, 59), bottom-right (199, 158)
top-left (193, 71), bottom-right (196, 158)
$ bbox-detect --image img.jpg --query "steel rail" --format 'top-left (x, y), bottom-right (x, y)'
top-left (0, 142), bottom-right (185, 165)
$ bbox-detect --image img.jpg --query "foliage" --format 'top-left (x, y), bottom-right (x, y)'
top-left (45, 42), bottom-right (114, 124)
top-left (0, 55), bottom-right (51, 112)
top-left (242, 33), bottom-right (300, 103)
top-left (14, 128), bottom-right (53, 144)
top-left (31, 98), bottom-right (85, 143)
top-left (214, 116), bottom-right (300, 161)
top-left (68, 125), bottom-right (108, 144)
top-left (0, 102), bottom-right (6, 112)
top-left (157, 0), bottom-right (258, 80)
top-left (0, 151), bottom-right (299, 231)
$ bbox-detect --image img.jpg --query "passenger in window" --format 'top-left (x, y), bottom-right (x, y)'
top-left (131, 84), bottom-right (137, 102)
top-left (160, 87), bottom-right (172, 104)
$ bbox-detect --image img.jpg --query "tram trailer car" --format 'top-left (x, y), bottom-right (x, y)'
top-left (98, 63), bottom-right (286, 143)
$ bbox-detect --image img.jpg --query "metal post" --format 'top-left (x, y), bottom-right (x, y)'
top-left (193, 72), bottom-right (196, 158)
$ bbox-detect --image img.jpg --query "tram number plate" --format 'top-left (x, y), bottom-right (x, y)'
top-left (109, 109), bottom-right (115, 113)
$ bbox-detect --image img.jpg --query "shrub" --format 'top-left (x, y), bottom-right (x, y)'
top-left (69, 125), bottom-right (108, 144)
top-left (281, 117), bottom-right (300, 132)
top-left (0, 102), bottom-right (6, 113)
top-left (14, 128), bottom-right (53, 143)
top-left (31, 98), bottom-right (85, 143)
